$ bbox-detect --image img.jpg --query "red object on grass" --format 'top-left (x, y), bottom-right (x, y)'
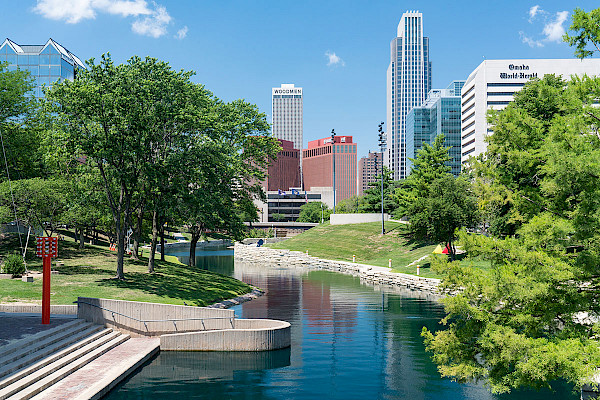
top-left (36, 237), bottom-right (58, 325)
top-left (442, 245), bottom-right (450, 254)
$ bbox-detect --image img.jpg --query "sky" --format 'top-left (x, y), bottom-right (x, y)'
top-left (1, 0), bottom-right (598, 158)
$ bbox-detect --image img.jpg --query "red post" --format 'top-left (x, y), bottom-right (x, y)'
top-left (42, 256), bottom-right (51, 324)
top-left (37, 236), bottom-right (58, 325)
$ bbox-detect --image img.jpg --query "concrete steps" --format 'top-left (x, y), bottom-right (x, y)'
top-left (0, 319), bottom-right (130, 400)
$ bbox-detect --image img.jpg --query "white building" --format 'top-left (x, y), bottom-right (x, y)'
top-left (386, 11), bottom-right (431, 180)
top-left (272, 83), bottom-right (303, 151)
top-left (461, 59), bottom-right (600, 165)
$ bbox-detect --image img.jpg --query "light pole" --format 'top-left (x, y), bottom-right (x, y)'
top-left (331, 129), bottom-right (336, 214)
top-left (320, 202), bottom-right (324, 224)
top-left (378, 122), bottom-right (386, 235)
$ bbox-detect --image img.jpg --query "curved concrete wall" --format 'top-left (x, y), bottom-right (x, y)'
top-left (330, 213), bottom-right (389, 225)
top-left (160, 319), bottom-right (291, 351)
top-left (77, 297), bottom-right (235, 337)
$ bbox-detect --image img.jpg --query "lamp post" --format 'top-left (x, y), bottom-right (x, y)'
top-left (378, 122), bottom-right (386, 235)
top-left (320, 202), bottom-right (324, 224)
top-left (331, 129), bottom-right (336, 214)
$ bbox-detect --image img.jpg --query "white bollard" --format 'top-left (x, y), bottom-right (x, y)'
top-left (306, 250), bottom-right (308, 255)
top-left (388, 259), bottom-right (392, 268)
top-left (353, 255), bottom-right (356, 263)
top-left (417, 265), bottom-right (420, 276)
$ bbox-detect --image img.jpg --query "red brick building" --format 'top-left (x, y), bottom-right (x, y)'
top-left (302, 136), bottom-right (357, 204)
top-left (263, 139), bottom-right (300, 191)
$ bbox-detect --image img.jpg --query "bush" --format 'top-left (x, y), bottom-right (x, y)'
top-left (4, 254), bottom-right (25, 277)
top-left (246, 228), bottom-right (274, 238)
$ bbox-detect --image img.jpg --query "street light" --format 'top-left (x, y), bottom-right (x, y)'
top-left (331, 129), bottom-right (336, 214)
top-left (320, 202), bottom-right (324, 224)
top-left (378, 122), bottom-right (386, 235)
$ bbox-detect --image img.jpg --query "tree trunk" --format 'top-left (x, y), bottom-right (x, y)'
top-left (79, 226), bottom-right (85, 249)
top-left (148, 209), bottom-right (158, 273)
top-left (131, 206), bottom-right (143, 261)
top-left (115, 225), bottom-right (125, 279)
top-left (160, 224), bottom-right (165, 261)
top-left (188, 228), bottom-right (200, 268)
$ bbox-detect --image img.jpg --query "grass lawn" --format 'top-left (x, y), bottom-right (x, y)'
top-left (0, 234), bottom-right (251, 306)
top-left (269, 221), bottom-right (445, 278)
top-left (269, 222), bottom-right (493, 279)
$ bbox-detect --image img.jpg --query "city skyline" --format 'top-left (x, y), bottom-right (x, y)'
top-left (1, 0), bottom-right (597, 158)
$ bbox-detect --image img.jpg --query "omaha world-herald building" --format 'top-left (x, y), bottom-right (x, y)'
top-left (461, 59), bottom-right (600, 165)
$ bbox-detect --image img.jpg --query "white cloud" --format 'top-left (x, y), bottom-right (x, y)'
top-left (33, 0), bottom-right (173, 38)
top-left (528, 5), bottom-right (541, 23)
top-left (519, 31), bottom-right (543, 48)
top-left (325, 51), bottom-right (345, 67)
top-left (175, 25), bottom-right (188, 40)
top-left (542, 11), bottom-right (569, 43)
top-left (131, 4), bottom-right (171, 38)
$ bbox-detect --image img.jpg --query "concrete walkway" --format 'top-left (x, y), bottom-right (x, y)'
top-left (0, 313), bottom-right (76, 347)
top-left (29, 337), bottom-right (160, 400)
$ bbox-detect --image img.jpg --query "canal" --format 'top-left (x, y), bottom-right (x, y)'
top-left (104, 247), bottom-right (578, 399)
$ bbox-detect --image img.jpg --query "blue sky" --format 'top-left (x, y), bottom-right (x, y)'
top-left (2, 0), bottom-right (598, 157)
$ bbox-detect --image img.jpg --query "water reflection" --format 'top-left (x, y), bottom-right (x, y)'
top-left (105, 250), bottom-right (579, 400)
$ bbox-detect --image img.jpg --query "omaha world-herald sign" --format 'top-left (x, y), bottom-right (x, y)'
top-left (273, 87), bottom-right (302, 94)
top-left (500, 64), bottom-right (538, 79)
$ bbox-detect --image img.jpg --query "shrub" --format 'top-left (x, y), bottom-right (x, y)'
top-left (4, 254), bottom-right (26, 277)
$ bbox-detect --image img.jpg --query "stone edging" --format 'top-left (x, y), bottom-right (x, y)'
top-left (233, 243), bottom-right (441, 295)
top-left (208, 287), bottom-right (265, 309)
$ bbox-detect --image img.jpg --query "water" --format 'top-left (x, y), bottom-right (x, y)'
top-left (105, 248), bottom-right (578, 399)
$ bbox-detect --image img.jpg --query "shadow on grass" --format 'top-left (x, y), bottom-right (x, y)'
top-left (97, 260), bottom-right (251, 306)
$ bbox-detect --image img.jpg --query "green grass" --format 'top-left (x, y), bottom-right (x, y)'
top-left (0, 234), bottom-right (252, 306)
top-left (269, 222), bottom-right (444, 278)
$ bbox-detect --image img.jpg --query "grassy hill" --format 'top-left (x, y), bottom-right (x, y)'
top-left (0, 233), bottom-right (251, 306)
top-left (269, 222), bottom-right (441, 278)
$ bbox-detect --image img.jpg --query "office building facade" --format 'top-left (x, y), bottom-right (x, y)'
top-left (302, 136), bottom-right (357, 205)
top-left (386, 11), bottom-right (431, 180)
top-left (358, 151), bottom-right (383, 195)
top-left (0, 38), bottom-right (85, 98)
top-left (461, 59), bottom-right (600, 165)
top-left (272, 84), bottom-right (303, 151)
top-left (261, 139), bottom-right (301, 191)
top-left (406, 80), bottom-right (464, 176)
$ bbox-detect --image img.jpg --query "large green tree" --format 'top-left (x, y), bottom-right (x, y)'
top-left (297, 201), bottom-right (331, 223)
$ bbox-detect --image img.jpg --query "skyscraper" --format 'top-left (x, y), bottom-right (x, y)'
top-left (406, 80), bottom-right (464, 176)
top-left (358, 151), bottom-right (383, 195)
top-left (386, 11), bottom-right (431, 180)
top-left (272, 84), bottom-right (303, 151)
top-left (0, 38), bottom-right (85, 98)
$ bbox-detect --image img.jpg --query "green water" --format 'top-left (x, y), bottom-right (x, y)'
top-left (104, 251), bottom-right (579, 399)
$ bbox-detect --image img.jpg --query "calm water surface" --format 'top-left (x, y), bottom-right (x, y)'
top-left (105, 247), bottom-right (578, 399)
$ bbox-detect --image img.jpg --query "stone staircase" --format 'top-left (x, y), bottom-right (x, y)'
top-left (0, 319), bottom-right (129, 400)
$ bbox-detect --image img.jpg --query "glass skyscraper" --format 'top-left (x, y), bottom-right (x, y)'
top-left (386, 11), bottom-right (431, 180)
top-left (0, 38), bottom-right (85, 98)
top-left (405, 80), bottom-right (465, 176)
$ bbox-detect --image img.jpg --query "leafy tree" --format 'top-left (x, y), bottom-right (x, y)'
top-left (393, 134), bottom-right (451, 218)
top-left (564, 8), bottom-right (600, 59)
top-left (335, 195), bottom-right (366, 214)
top-left (297, 202), bottom-right (331, 223)
top-left (408, 175), bottom-right (479, 260)
top-left (422, 72), bottom-right (600, 392)
top-left (359, 166), bottom-right (398, 215)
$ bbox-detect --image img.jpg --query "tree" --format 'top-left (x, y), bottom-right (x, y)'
top-left (360, 166), bottom-right (399, 215)
top-left (46, 55), bottom-right (197, 279)
top-left (408, 175), bottom-right (479, 260)
top-left (297, 202), bottom-right (331, 223)
top-left (564, 8), bottom-right (600, 59)
top-left (422, 68), bottom-right (600, 392)
top-left (393, 134), bottom-right (451, 218)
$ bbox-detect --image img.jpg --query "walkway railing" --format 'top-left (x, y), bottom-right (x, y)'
top-left (74, 300), bottom-right (235, 332)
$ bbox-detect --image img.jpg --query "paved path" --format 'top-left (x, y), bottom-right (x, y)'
top-left (0, 313), bottom-right (76, 347)
top-left (29, 337), bottom-right (160, 400)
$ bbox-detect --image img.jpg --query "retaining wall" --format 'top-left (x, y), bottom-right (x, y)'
top-left (160, 319), bottom-right (291, 351)
top-left (330, 213), bottom-right (390, 225)
top-left (77, 297), bottom-right (235, 337)
top-left (0, 304), bottom-right (77, 315)
top-left (234, 243), bottom-right (441, 295)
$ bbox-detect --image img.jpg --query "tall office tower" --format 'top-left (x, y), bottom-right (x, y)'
top-left (302, 136), bottom-right (357, 205)
top-left (272, 84), bottom-right (303, 151)
top-left (386, 11), bottom-right (431, 180)
top-left (0, 38), bottom-right (85, 98)
top-left (358, 151), bottom-right (383, 195)
top-left (406, 80), bottom-right (465, 176)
